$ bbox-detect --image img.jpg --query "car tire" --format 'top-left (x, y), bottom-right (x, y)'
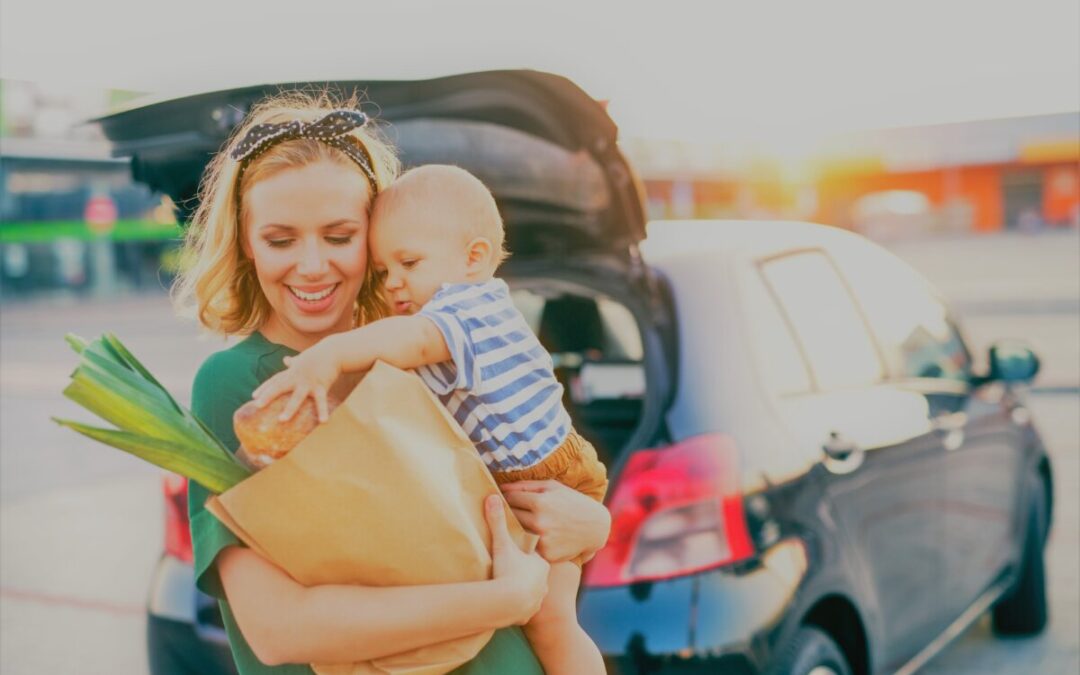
top-left (992, 475), bottom-right (1048, 636)
top-left (768, 626), bottom-right (852, 675)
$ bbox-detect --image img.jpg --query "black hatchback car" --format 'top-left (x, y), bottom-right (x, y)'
top-left (99, 70), bottom-right (1052, 675)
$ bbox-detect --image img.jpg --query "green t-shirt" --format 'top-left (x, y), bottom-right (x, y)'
top-left (188, 331), bottom-right (543, 675)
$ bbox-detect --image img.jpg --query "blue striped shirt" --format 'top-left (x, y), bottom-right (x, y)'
top-left (417, 279), bottom-right (571, 471)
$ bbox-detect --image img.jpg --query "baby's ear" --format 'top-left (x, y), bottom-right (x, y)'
top-left (466, 236), bottom-right (495, 272)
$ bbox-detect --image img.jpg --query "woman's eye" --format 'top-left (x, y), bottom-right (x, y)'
top-left (326, 236), bottom-right (353, 246)
top-left (266, 239), bottom-right (293, 248)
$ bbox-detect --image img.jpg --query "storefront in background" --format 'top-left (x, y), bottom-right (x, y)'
top-left (635, 112), bottom-right (1079, 236)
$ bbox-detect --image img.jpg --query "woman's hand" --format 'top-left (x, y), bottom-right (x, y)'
top-left (484, 494), bottom-right (549, 624)
top-left (501, 480), bottom-right (612, 564)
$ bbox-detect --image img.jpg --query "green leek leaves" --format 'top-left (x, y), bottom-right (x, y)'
top-left (54, 333), bottom-right (250, 494)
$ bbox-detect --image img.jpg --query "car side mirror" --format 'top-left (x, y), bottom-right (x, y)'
top-left (987, 341), bottom-right (1040, 384)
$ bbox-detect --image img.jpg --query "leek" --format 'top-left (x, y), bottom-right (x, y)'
top-left (54, 333), bottom-right (251, 493)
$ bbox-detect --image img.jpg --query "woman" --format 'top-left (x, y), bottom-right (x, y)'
top-left (173, 92), bottom-right (611, 674)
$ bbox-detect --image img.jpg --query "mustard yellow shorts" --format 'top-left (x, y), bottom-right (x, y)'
top-left (491, 430), bottom-right (609, 565)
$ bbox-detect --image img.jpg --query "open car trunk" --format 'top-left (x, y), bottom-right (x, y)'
top-left (502, 263), bottom-right (676, 471)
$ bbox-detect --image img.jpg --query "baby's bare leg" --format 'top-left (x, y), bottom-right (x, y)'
top-left (523, 561), bottom-right (604, 675)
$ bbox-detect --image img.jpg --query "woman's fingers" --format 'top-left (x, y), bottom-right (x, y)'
top-left (501, 488), bottom-right (541, 512)
top-left (498, 480), bottom-right (553, 494)
top-left (504, 480), bottom-right (612, 563)
top-left (503, 492), bottom-right (546, 533)
top-left (508, 506), bottom-right (540, 532)
top-left (508, 506), bottom-right (528, 524)
top-left (484, 494), bottom-right (510, 555)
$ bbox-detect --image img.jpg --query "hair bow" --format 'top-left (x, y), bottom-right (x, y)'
top-left (230, 109), bottom-right (378, 194)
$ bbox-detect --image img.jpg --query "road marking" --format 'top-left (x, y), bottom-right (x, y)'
top-left (0, 586), bottom-right (143, 616)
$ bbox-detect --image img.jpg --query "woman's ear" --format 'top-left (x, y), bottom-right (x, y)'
top-left (465, 237), bottom-right (494, 275)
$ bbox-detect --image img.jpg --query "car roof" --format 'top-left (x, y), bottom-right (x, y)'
top-left (641, 219), bottom-right (867, 265)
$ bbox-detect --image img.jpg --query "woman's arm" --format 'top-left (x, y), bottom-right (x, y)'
top-left (501, 480), bottom-right (611, 563)
top-left (222, 495), bottom-right (549, 666)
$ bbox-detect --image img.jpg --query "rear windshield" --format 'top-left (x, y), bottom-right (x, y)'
top-left (389, 118), bottom-right (610, 217)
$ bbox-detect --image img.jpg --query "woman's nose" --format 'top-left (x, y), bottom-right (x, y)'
top-left (296, 240), bottom-right (329, 277)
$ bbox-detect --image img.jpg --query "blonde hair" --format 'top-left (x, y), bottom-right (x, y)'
top-left (172, 90), bottom-right (400, 335)
top-left (373, 164), bottom-right (509, 269)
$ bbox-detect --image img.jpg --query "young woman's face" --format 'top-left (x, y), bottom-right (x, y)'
top-left (243, 160), bottom-right (371, 351)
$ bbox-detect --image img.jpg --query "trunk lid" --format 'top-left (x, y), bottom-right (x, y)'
top-left (97, 70), bottom-right (647, 262)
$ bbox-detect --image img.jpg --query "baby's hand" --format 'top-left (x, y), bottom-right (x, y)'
top-left (252, 347), bottom-right (341, 423)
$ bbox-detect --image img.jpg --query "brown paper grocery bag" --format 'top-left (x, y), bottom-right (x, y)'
top-left (206, 361), bottom-right (537, 675)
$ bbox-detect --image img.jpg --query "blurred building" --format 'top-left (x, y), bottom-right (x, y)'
top-left (627, 112), bottom-right (1080, 237)
top-left (0, 80), bottom-right (177, 298)
top-left (813, 113), bottom-right (1080, 236)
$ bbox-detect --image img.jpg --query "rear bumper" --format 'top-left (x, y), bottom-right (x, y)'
top-left (147, 614), bottom-right (236, 675)
top-left (147, 554), bottom-right (234, 675)
top-left (147, 554), bottom-right (229, 641)
top-left (579, 540), bottom-right (809, 674)
top-left (602, 652), bottom-right (758, 675)
top-left (147, 554), bottom-right (197, 623)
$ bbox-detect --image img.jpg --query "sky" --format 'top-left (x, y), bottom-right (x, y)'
top-left (1, 0), bottom-right (1078, 143)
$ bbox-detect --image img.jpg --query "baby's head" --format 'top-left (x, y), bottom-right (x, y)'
top-left (370, 165), bottom-right (506, 315)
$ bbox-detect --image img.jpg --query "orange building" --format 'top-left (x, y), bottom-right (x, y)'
top-left (635, 113), bottom-right (1079, 234)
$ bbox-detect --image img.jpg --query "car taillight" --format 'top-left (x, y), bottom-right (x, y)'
top-left (583, 434), bottom-right (754, 587)
top-left (163, 473), bottom-right (193, 563)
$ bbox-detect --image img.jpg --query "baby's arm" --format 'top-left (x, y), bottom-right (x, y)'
top-left (252, 316), bottom-right (451, 421)
top-left (328, 314), bottom-right (452, 374)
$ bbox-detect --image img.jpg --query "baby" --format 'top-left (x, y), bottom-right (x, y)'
top-left (253, 164), bottom-right (608, 675)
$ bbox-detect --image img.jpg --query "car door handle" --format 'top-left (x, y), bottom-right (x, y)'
top-left (823, 431), bottom-right (861, 461)
top-left (932, 412), bottom-right (967, 450)
top-left (932, 412), bottom-right (967, 432)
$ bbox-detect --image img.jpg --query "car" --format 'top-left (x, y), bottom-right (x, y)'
top-left (99, 70), bottom-right (1053, 675)
top-left (146, 472), bottom-right (236, 674)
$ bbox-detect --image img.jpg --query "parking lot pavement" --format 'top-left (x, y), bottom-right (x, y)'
top-left (0, 478), bottom-right (158, 675)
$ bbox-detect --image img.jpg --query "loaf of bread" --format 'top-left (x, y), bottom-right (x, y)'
top-left (233, 394), bottom-right (341, 468)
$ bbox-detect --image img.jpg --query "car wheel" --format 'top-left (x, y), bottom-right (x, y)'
top-left (768, 626), bottom-right (852, 675)
top-left (992, 475), bottom-right (1048, 636)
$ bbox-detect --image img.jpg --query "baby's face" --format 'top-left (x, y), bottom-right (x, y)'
top-left (370, 203), bottom-right (473, 316)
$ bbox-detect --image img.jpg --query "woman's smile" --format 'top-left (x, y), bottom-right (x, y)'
top-left (287, 283), bottom-right (341, 312)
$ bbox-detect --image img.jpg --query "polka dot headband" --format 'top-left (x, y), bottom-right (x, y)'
top-left (230, 109), bottom-right (379, 195)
